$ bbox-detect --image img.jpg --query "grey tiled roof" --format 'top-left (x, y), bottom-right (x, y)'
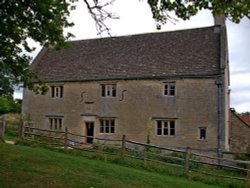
top-left (31, 26), bottom-right (221, 82)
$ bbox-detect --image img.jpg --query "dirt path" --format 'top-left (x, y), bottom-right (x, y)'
top-left (4, 140), bottom-right (15, 144)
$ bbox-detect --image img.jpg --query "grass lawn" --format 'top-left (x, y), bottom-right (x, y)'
top-left (0, 142), bottom-right (222, 188)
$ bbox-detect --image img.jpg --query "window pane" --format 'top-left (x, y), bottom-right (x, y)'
top-left (157, 121), bottom-right (162, 129)
top-left (105, 120), bottom-right (109, 133)
top-left (60, 86), bottom-right (63, 98)
top-left (107, 85), bottom-right (111, 96)
top-left (111, 125), bottom-right (115, 133)
top-left (200, 128), bottom-right (206, 140)
top-left (58, 118), bottom-right (61, 126)
top-left (163, 128), bottom-right (168, 135)
top-left (170, 84), bottom-right (175, 96)
top-left (101, 85), bottom-right (105, 97)
top-left (170, 121), bottom-right (175, 135)
top-left (157, 128), bottom-right (162, 135)
top-left (112, 85), bottom-right (116, 97)
top-left (51, 86), bottom-right (55, 98)
top-left (55, 87), bottom-right (59, 97)
top-left (164, 84), bottom-right (168, 95)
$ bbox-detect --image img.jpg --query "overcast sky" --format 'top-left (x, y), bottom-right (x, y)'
top-left (15, 0), bottom-right (250, 113)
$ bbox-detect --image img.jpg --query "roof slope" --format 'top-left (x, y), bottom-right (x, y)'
top-left (31, 26), bottom-right (221, 82)
top-left (240, 115), bottom-right (250, 126)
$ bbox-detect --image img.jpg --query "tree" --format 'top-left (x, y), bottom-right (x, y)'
top-left (1, 0), bottom-right (249, 96)
top-left (0, 96), bottom-right (22, 114)
top-left (147, 0), bottom-right (250, 29)
top-left (0, 0), bottom-right (74, 96)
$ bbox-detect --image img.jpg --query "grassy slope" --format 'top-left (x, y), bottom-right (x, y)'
top-left (0, 143), bottom-right (221, 188)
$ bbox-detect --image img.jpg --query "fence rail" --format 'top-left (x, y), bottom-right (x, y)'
top-left (17, 126), bottom-right (249, 184)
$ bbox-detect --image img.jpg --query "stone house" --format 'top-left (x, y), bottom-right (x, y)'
top-left (229, 109), bottom-right (250, 153)
top-left (22, 17), bottom-right (230, 153)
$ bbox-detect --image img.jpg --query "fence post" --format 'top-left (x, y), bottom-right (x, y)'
top-left (184, 147), bottom-right (191, 177)
top-left (120, 135), bottom-right (126, 159)
top-left (0, 116), bottom-right (6, 138)
top-left (64, 127), bottom-right (68, 150)
top-left (247, 164), bottom-right (250, 188)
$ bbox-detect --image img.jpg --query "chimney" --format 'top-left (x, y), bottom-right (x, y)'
top-left (214, 14), bottom-right (226, 26)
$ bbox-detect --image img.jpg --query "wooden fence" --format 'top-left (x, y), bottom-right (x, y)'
top-left (19, 125), bottom-right (250, 185)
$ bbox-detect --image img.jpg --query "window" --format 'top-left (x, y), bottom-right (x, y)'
top-left (49, 117), bottom-right (63, 130)
top-left (100, 119), bottom-right (115, 134)
top-left (101, 84), bottom-right (116, 97)
top-left (51, 86), bottom-right (63, 98)
top-left (199, 127), bottom-right (207, 140)
top-left (164, 82), bottom-right (175, 96)
top-left (156, 120), bottom-right (175, 136)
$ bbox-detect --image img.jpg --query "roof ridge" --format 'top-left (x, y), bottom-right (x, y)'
top-left (67, 25), bottom-right (217, 44)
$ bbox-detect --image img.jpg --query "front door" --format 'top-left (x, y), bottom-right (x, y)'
top-left (86, 122), bottom-right (94, 144)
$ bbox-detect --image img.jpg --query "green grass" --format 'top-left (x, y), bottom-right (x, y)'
top-left (3, 113), bottom-right (20, 141)
top-left (0, 142), bottom-right (223, 188)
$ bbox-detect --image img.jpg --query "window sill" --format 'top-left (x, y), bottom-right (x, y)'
top-left (156, 135), bottom-right (176, 137)
top-left (197, 139), bottom-right (207, 142)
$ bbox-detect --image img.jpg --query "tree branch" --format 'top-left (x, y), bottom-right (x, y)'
top-left (83, 0), bottom-right (119, 36)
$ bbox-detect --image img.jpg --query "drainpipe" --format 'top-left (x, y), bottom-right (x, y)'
top-left (216, 77), bottom-right (223, 167)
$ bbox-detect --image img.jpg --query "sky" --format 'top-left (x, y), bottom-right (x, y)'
top-left (14, 0), bottom-right (250, 113)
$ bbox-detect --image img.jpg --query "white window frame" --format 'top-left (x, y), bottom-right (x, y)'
top-left (155, 120), bottom-right (175, 136)
top-left (51, 85), bottom-right (63, 98)
top-left (164, 82), bottom-right (176, 96)
top-left (99, 119), bottom-right (115, 134)
top-left (101, 84), bottom-right (116, 97)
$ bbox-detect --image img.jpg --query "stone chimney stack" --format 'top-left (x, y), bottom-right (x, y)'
top-left (214, 14), bottom-right (226, 26)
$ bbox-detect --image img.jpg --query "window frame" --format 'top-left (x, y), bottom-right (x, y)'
top-left (199, 127), bottom-right (207, 141)
top-left (101, 84), bottom-right (117, 97)
top-left (48, 117), bottom-right (63, 131)
top-left (155, 120), bottom-right (176, 136)
top-left (99, 119), bottom-right (115, 134)
top-left (51, 85), bottom-right (64, 98)
top-left (163, 82), bottom-right (176, 96)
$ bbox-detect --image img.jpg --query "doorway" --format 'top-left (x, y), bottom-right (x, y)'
top-left (86, 122), bottom-right (94, 144)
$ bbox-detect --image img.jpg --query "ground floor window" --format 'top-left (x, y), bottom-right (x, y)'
top-left (156, 120), bottom-right (175, 136)
top-left (49, 117), bottom-right (63, 131)
top-left (100, 119), bottom-right (115, 134)
top-left (199, 127), bottom-right (207, 140)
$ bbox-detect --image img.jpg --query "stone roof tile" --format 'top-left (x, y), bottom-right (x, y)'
top-left (31, 26), bottom-right (221, 82)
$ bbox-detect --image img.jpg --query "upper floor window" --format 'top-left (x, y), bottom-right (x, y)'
top-left (101, 84), bottom-right (116, 97)
top-left (49, 117), bottom-right (63, 130)
top-left (199, 127), bottom-right (207, 140)
top-left (51, 86), bottom-right (63, 98)
top-left (156, 120), bottom-right (175, 136)
top-left (164, 82), bottom-right (175, 96)
top-left (100, 119), bottom-right (115, 134)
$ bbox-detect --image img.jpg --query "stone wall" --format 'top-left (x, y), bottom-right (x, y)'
top-left (22, 77), bottom-right (223, 151)
top-left (229, 109), bottom-right (250, 152)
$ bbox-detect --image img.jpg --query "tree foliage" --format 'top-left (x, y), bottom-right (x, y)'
top-left (0, 96), bottom-right (22, 114)
top-left (147, 0), bottom-right (250, 29)
top-left (0, 0), bottom-right (250, 96)
top-left (0, 0), bottom-right (74, 96)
